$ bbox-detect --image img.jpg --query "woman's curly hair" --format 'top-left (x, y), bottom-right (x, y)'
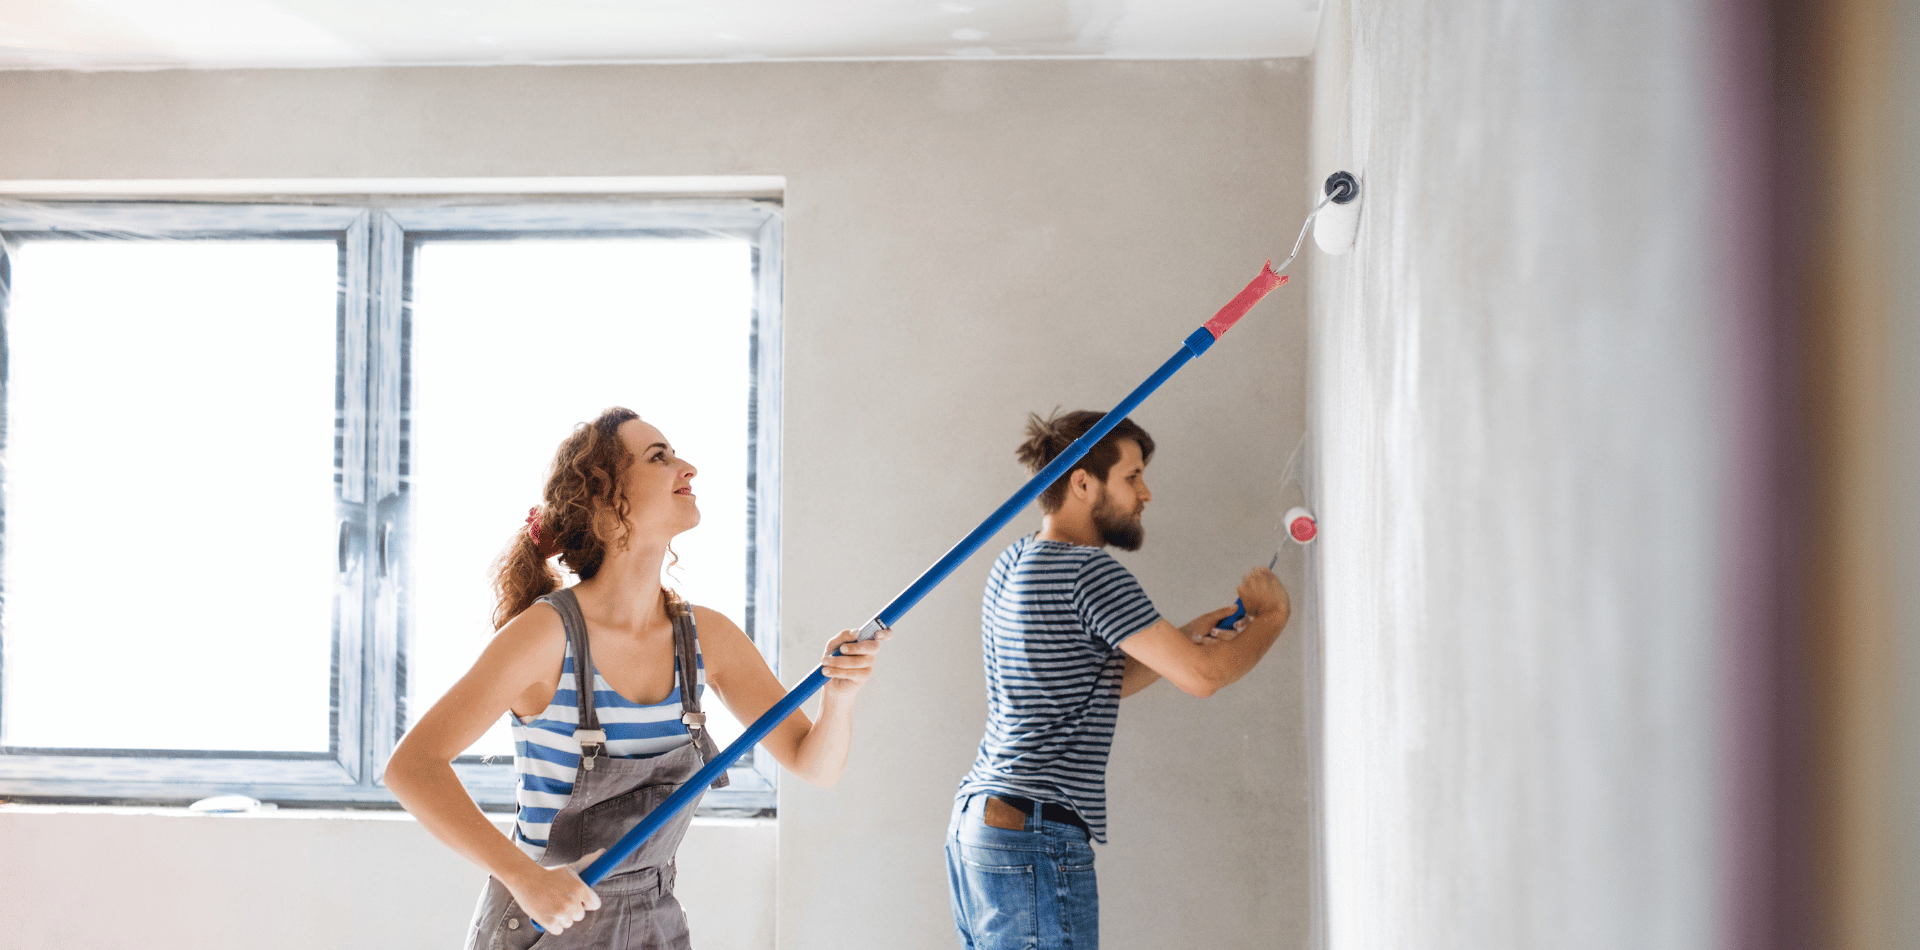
top-left (490, 407), bottom-right (641, 629)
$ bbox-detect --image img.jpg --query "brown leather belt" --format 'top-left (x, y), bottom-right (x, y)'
top-left (989, 794), bottom-right (1090, 837)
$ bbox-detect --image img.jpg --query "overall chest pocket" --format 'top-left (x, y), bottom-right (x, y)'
top-left (547, 776), bottom-right (697, 872)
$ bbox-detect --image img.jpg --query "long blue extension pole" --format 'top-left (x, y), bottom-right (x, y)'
top-left (563, 262), bottom-right (1288, 896)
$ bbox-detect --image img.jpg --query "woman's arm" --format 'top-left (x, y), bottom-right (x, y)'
top-left (383, 605), bottom-right (601, 935)
top-left (695, 606), bottom-right (886, 787)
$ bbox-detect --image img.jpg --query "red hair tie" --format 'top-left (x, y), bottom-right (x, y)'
top-left (525, 507), bottom-right (543, 546)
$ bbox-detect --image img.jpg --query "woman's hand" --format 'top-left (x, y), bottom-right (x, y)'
top-left (819, 628), bottom-right (888, 701)
top-left (700, 609), bottom-right (879, 786)
top-left (501, 862), bottom-right (602, 936)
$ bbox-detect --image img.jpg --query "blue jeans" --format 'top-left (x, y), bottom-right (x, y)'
top-left (946, 793), bottom-right (1099, 950)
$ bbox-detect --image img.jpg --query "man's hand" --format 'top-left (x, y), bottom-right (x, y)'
top-left (1236, 567), bottom-right (1289, 622)
top-left (1119, 567), bottom-right (1293, 698)
top-left (1181, 606), bottom-right (1238, 643)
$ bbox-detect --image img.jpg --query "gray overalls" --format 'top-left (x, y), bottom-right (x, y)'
top-left (466, 589), bottom-right (729, 950)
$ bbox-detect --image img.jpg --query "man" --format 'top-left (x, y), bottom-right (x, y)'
top-left (945, 409), bottom-right (1291, 950)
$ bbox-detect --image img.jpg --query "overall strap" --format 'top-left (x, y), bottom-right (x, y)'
top-left (668, 598), bottom-right (730, 789)
top-left (538, 589), bottom-right (607, 768)
top-left (667, 598), bottom-right (707, 752)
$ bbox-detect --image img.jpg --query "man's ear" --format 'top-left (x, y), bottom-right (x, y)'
top-left (1067, 467), bottom-right (1094, 502)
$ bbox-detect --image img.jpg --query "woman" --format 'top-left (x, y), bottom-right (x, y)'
top-left (387, 406), bottom-right (887, 948)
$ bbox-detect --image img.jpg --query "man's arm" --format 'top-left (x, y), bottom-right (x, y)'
top-left (1120, 654), bottom-right (1162, 697)
top-left (1119, 606), bottom-right (1238, 697)
top-left (1118, 568), bottom-right (1291, 698)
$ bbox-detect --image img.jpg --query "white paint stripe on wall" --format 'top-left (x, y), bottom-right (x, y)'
top-left (1311, 0), bottom-right (1729, 947)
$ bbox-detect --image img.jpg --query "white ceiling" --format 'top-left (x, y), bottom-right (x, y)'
top-left (0, 0), bottom-right (1320, 70)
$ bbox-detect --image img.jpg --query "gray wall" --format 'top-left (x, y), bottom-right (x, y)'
top-left (1309, 1), bottom-right (1730, 947)
top-left (1891, 2), bottom-right (1920, 944)
top-left (0, 59), bottom-right (1313, 950)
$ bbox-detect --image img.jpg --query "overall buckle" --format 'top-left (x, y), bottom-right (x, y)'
top-left (575, 728), bottom-right (607, 769)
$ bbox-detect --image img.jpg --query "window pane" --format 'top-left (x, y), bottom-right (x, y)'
top-left (2, 239), bottom-right (338, 752)
top-left (407, 238), bottom-right (754, 757)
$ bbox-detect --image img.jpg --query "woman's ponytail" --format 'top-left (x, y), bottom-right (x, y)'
top-left (490, 521), bottom-right (563, 630)
top-left (487, 407), bottom-right (639, 630)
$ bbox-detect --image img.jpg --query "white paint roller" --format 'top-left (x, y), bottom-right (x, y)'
top-left (1285, 505), bottom-right (1317, 544)
top-left (1313, 171), bottom-right (1361, 255)
top-left (1211, 505), bottom-right (1320, 636)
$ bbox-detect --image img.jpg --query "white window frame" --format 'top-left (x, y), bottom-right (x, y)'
top-left (0, 196), bottom-right (783, 813)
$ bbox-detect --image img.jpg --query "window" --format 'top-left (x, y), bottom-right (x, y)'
top-left (0, 198), bottom-right (783, 812)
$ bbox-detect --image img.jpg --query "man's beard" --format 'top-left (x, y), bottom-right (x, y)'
top-left (1091, 489), bottom-right (1145, 551)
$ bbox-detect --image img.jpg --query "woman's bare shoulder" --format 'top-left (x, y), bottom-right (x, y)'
top-left (687, 603), bottom-right (746, 638)
top-left (686, 605), bottom-right (759, 678)
top-left (485, 599), bottom-right (569, 669)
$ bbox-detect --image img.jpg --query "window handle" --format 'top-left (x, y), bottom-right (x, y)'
top-left (377, 522), bottom-right (391, 577)
top-left (337, 519), bottom-right (367, 575)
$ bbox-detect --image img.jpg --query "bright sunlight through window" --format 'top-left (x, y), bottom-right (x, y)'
top-left (4, 239), bottom-right (337, 752)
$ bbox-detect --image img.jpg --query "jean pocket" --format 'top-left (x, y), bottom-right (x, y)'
top-left (1057, 856), bottom-right (1099, 948)
top-left (955, 844), bottom-right (1039, 950)
top-left (1057, 837), bottom-right (1096, 873)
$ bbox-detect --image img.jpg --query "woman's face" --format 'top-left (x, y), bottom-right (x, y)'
top-left (616, 418), bottom-right (700, 539)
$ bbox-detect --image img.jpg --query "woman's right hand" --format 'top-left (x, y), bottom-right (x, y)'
top-left (819, 627), bottom-right (889, 702)
top-left (502, 862), bottom-right (602, 935)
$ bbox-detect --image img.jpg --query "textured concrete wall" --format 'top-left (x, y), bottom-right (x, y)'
top-left (1308, 1), bottom-right (1731, 947)
top-left (0, 60), bottom-right (1313, 950)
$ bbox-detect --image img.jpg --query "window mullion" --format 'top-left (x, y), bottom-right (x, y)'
top-left (334, 212), bottom-right (375, 784)
top-left (0, 239), bottom-right (15, 751)
top-left (743, 210), bottom-right (785, 799)
top-left (364, 212), bottom-right (408, 789)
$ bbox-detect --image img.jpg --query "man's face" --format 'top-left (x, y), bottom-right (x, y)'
top-left (1090, 438), bottom-right (1150, 551)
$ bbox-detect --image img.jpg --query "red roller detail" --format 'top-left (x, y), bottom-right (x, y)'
top-left (1204, 261), bottom-right (1287, 340)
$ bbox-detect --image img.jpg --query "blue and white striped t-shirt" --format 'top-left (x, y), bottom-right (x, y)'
top-left (509, 638), bottom-right (703, 861)
top-left (956, 535), bottom-right (1162, 843)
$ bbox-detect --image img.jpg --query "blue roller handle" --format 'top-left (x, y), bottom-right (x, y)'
top-left (549, 321), bottom-right (1246, 908)
top-left (1217, 600), bottom-right (1248, 630)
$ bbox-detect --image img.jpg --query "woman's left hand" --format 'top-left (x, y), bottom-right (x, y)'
top-left (820, 628), bottom-right (888, 700)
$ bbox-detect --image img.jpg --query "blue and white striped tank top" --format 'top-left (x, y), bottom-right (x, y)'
top-left (509, 634), bottom-right (704, 861)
